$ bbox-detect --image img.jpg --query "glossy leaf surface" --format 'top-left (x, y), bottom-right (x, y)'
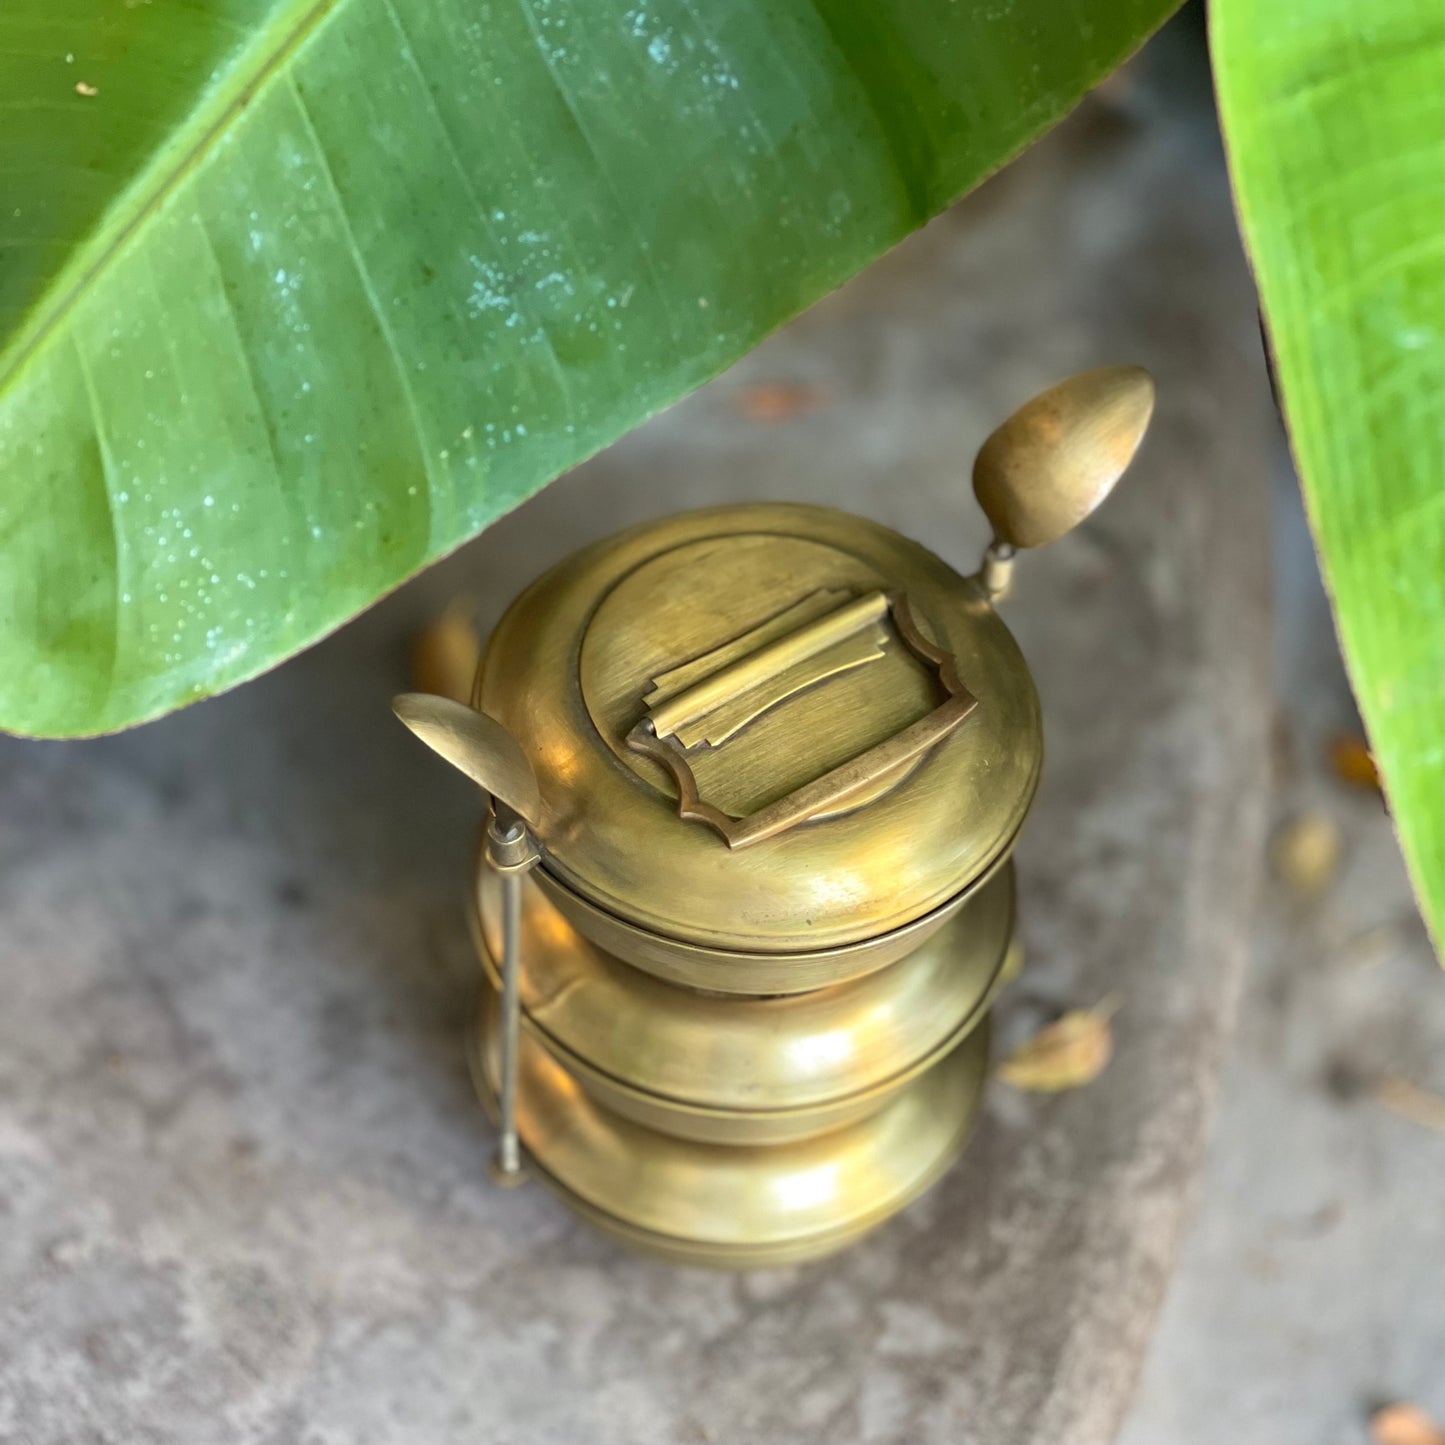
top-left (0, 0), bottom-right (1173, 735)
top-left (1213, 0), bottom-right (1445, 946)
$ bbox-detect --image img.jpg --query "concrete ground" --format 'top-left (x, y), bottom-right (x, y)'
top-left (1, 13), bottom-right (1440, 1444)
top-left (1119, 460), bottom-right (1445, 1445)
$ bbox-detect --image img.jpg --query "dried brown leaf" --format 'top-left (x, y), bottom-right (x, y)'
top-left (1372, 1077), bottom-right (1445, 1133)
top-left (1370, 1402), bottom-right (1445, 1445)
top-left (734, 381), bottom-right (831, 422)
top-left (1328, 733), bottom-right (1381, 791)
top-left (410, 600), bottom-right (481, 704)
top-left (1271, 810), bottom-right (1344, 896)
top-left (996, 1003), bottom-right (1115, 1092)
top-left (997, 937), bottom-right (1026, 989)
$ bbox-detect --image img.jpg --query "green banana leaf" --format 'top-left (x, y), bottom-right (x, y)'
top-left (1213, 0), bottom-right (1445, 948)
top-left (0, 0), bottom-right (1176, 737)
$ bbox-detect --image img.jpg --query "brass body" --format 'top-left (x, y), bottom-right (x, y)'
top-left (461, 502), bottom-right (1034, 1260)
top-left (393, 369), bottom-right (1154, 1265)
top-left (472, 864), bottom-right (1016, 1145)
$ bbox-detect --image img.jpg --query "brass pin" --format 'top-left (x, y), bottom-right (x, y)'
top-left (393, 692), bottom-right (541, 1183)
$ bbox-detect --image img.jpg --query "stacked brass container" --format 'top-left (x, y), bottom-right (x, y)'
top-left (396, 367), bottom-right (1155, 1266)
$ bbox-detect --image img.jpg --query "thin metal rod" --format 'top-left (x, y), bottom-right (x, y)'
top-left (978, 540), bottom-right (1017, 602)
top-left (495, 867), bottom-right (524, 1180)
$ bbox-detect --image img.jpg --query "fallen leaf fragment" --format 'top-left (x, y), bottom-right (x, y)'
top-left (1372, 1077), bottom-right (1445, 1133)
top-left (1328, 733), bottom-right (1381, 791)
top-left (74, 81), bottom-right (98, 96)
top-left (1370, 1402), bottom-right (1445, 1445)
top-left (1271, 810), bottom-right (1343, 896)
top-left (996, 1003), bottom-right (1115, 1092)
top-left (734, 381), bottom-right (831, 422)
top-left (410, 599), bottom-right (481, 703)
top-left (997, 936), bottom-right (1026, 989)
top-left (1340, 922), bottom-right (1398, 969)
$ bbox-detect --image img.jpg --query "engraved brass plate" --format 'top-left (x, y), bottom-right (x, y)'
top-left (642, 588), bottom-right (887, 749)
top-left (626, 588), bottom-right (978, 849)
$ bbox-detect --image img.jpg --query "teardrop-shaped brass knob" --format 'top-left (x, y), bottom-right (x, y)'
top-left (972, 366), bottom-right (1155, 551)
top-left (392, 692), bottom-right (542, 828)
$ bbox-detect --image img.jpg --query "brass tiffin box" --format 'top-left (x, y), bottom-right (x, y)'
top-left (395, 367), bottom-right (1154, 1266)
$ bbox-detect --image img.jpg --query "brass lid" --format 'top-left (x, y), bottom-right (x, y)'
top-left (530, 858), bottom-right (991, 994)
top-left (478, 503), bottom-right (1041, 953)
top-left (473, 863), bottom-right (1013, 1139)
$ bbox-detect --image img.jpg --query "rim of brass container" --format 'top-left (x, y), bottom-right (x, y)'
top-left (472, 864), bottom-right (1016, 1144)
top-left (471, 1004), bottom-right (991, 1268)
top-left (522, 840), bottom-right (1016, 995)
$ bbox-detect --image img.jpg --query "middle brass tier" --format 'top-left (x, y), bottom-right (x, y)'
top-left (472, 861), bottom-right (1016, 1146)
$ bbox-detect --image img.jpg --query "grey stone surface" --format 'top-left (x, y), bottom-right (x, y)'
top-left (1119, 457), bottom-right (1445, 1445)
top-left (0, 29), bottom-right (1275, 1445)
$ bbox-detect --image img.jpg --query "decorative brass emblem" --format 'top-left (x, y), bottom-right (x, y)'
top-left (626, 588), bottom-right (978, 849)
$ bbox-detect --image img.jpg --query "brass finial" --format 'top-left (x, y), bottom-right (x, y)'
top-left (972, 365), bottom-right (1155, 598)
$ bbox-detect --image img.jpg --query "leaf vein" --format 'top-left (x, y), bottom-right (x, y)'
top-left (286, 72), bottom-right (434, 549)
top-left (69, 336), bottom-right (121, 710)
top-left (511, 0), bottom-right (685, 352)
top-left (0, 0), bottom-right (342, 390)
top-left (376, 0), bottom-right (576, 430)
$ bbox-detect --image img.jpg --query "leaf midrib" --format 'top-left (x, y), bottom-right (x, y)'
top-left (0, 0), bottom-right (341, 392)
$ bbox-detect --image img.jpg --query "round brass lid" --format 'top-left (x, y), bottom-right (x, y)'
top-left (477, 503), bottom-right (1041, 953)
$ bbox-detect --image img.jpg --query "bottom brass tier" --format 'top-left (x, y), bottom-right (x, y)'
top-left (470, 998), bottom-right (991, 1268)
